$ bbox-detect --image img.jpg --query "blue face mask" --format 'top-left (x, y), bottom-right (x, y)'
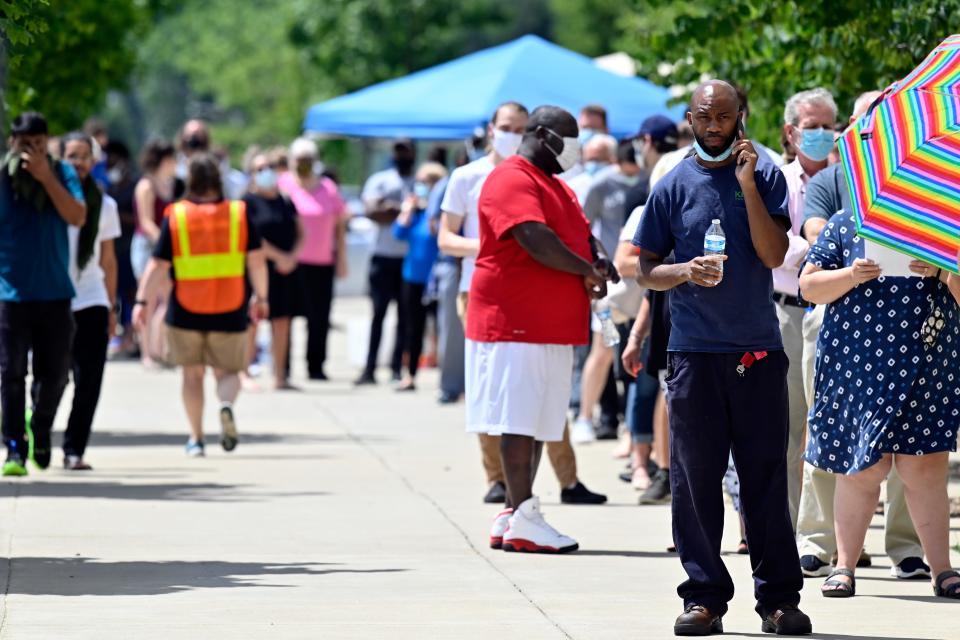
top-left (692, 138), bottom-right (734, 163)
top-left (583, 161), bottom-right (606, 176)
top-left (797, 127), bottom-right (835, 162)
top-left (413, 182), bottom-right (430, 200)
top-left (254, 168), bottom-right (278, 191)
top-left (578, 128), bottom-right (598, 146)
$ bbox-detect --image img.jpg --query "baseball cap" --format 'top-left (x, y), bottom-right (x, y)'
top-left (638, 115), bottom-right (679, 144)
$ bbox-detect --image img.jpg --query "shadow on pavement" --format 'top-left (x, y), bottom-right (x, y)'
top-left (0, 481), bottom-right (328, 502)
top-left (0, 558), bottom-right (407, 596)
top-left (573, 549), bottom-right (678, 559)
top-left (734, 634), bottom-right (942, 640)
top-left (79, 431), bottom-right (390, 448)
top-left (870, 594), bottom-right (960, 604)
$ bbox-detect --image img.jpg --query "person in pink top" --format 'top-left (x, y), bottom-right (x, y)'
top-left (278, 138), bottom-right (348, 380)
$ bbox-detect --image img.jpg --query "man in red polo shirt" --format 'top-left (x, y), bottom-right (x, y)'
top-left (467, 106), bottom-right (618, 553)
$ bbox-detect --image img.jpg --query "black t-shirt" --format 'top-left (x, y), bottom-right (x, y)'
top-left (153, 202), bottom-right (262, 332)
top-left (243, 193), bottom-right (298, 252)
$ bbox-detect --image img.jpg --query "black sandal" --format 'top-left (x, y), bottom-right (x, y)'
top-left (934, 570), bottom-right (960, 599)
top-left (821, 568), bottom-right (856, 598)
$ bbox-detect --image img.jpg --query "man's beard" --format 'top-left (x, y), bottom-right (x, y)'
top-left (693, 128), bottom-right (738, 158)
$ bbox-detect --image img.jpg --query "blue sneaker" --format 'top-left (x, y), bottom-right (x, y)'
top-left (185, 440), bottom-right (205, 458)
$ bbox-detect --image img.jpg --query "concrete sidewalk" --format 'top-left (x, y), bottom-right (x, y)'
top-left (0, 298), bottom-right (956, 639)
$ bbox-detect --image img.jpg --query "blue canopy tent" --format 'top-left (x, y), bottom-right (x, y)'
top-left (303, 35), bottom-right (684, 140)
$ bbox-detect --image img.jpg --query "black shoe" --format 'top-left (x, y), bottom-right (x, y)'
top-left (639, 468), bottom-right (671, 505)
top-left (892, 556), bottom-right (931, 580)
top-left (761, 604), bottom-right (812, 635)
top-left (560, 481), bottom-right (607, 505)
top-left (594, 424), bottom-right (618, 440)
top-left (483, 481), bottom-right (506, 504)
top-left (799, 555), bottom-right (831, 578)
top-left (618, 467), bottom-right (633, 483)
top-left (309, 371), bottom-right (328, 381)
top-left (437, 391), bottom-right (459, 404)
top-left (354, 372), bottom-right (376, 386)
top-left (674, 605), bottom-right (722, 636)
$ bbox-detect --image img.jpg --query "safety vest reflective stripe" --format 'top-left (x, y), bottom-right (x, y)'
top-left (171, 201), bottom-right (245, 281)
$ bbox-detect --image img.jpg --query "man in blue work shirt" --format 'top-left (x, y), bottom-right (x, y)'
top-left (0, 112), bottom-right (87, 476)
top-left (635, 81), bottom-right (810, 636)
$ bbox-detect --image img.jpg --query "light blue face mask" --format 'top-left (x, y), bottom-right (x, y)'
top-left (413, 182), bottom-right (430, 200)
top-left (583, 160), bottom-right (606, 176)
top-left (692, 138), bottom-right (734, 163)
top-left (578, 128), bottom-right (598, 146)
top-left (254, 168), bottom-right (278, 191)
top-left (797, 127), bottom-right (835, 162)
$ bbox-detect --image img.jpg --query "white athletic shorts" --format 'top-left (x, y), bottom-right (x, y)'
top-left (465, 340), bottom-right (573, 442)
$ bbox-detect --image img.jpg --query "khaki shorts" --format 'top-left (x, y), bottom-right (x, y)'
top-left (166, 326), bottom-right (248, 373)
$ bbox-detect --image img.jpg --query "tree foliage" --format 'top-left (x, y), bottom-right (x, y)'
top-left (287, 0), bottom-right (552, 93)
top-left (127, 0), bottom-right (326, 154)
top-left (1, 0), bottom-right (51, 67)
top-left (4, 0), bottom-right (144, 133)
top-left (615, 0), bottom-right (960, 147)
top-left (548, 0), bottom-right (624, 58)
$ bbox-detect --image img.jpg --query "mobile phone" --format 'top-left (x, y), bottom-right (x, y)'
top-left (736, 117), bottom-right (745, 140)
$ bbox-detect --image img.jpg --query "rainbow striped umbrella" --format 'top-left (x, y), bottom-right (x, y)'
top-left (839, 34), bottom-right (960, 274)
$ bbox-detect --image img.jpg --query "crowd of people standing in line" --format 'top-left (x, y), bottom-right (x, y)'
top-left (399, 85), bottom-right (959, 636)
top-left (2, 73), bottom-right (959, 637)
top-left (0, 112), bottom-right (364, 466)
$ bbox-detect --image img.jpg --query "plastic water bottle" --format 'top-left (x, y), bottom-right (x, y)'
top-left (594, 300), bottom-right (621, 347)
top-left (704, 218), bottom-right (726, 275)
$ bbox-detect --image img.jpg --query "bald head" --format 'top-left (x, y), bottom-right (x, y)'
top-left (690, 80), bottom-right (740, 112)
top-left (527, 106), bottom-right (577, 139)
top-left (583, 134), bottom-right (617, 163)
top-left (519, 105), bottom-right (579, 175)
top-left (851, 91), bottom-right (883, 123)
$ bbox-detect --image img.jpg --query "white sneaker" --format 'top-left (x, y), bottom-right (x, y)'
top-left (489, 508), bottom-right (513, 549)
top-left (502, 497), bottom-right (578, 554)
top-left (571, 418), bottom-right (596, 444)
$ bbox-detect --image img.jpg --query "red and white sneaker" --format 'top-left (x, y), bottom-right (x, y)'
top-left (502, 497), bottom-right (578, 554)
top-left (489, 508), bottom-right (513, 549)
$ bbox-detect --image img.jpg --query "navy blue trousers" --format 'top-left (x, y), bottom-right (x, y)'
top-left (666, 351), bottom-right (802, 617)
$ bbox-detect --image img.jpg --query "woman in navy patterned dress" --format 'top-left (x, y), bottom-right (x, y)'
top-left (800, 210), bottom-right (960, 600)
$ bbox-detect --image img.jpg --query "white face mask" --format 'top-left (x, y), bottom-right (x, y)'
top-left (544, 131), bottom-right (581, 173)
top-left (491, 129), bottom-right (522, 159)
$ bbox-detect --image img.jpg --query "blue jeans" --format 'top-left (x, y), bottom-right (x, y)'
top-left (626, 340), bottom-right (658, 443)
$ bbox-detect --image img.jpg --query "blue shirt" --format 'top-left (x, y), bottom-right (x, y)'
top-left (634, 155), bottom-right (789, 353)
top-left (0, 162), bottom-right (83, 301)
top-left (393, 209), bottom-right (439, 285)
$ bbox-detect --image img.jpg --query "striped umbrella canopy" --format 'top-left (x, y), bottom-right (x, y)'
top-left (839, 34), bottom-right (960, 274)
